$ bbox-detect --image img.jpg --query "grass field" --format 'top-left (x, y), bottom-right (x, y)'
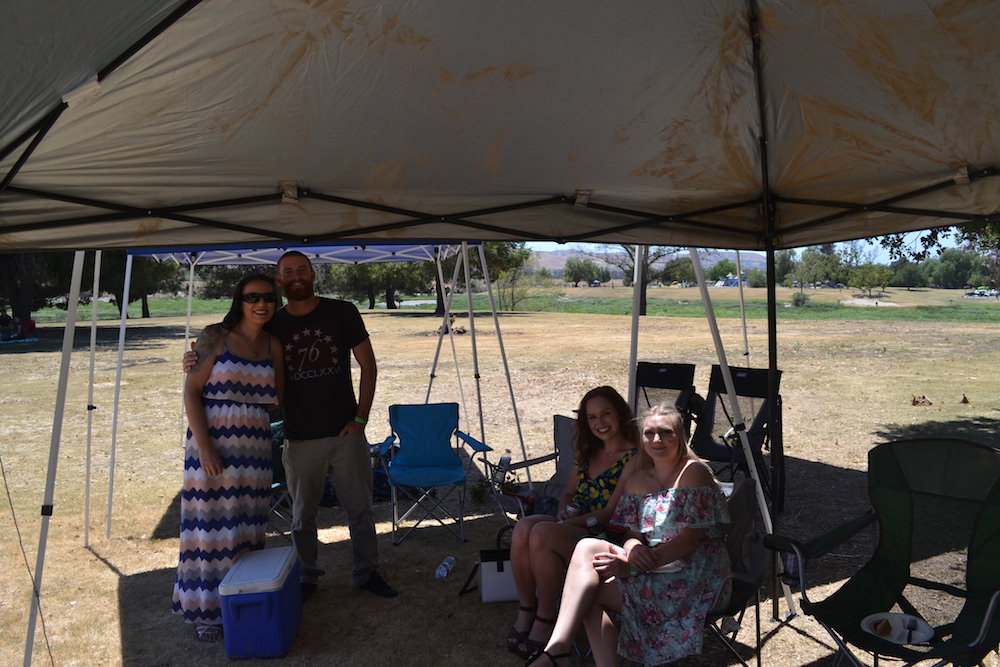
top-left (2, 305), bottom-right (999, 666)
top-left (30, 285), bottom-right (1000, 324)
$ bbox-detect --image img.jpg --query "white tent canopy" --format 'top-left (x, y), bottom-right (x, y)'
top-left (2, 0), bottom-right (997, 252)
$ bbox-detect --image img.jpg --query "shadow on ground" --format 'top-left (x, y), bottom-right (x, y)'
top-left (0, 323), bottom-right (192, 356)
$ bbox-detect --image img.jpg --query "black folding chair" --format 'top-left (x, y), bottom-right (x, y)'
top-left (633, 361), bottom-right (697, 428)
top-left (688, 365), bottom-right (784, 510)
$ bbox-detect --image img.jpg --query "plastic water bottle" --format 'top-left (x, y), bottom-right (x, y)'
top-left (586, 516), bottom-right (606, 539)
top-left (435, 555), bottom-right (456, 579)
top-left (498, 449), bottom-right (512, 471)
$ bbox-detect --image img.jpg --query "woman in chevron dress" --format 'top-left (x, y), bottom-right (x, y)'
top-left (172, 273), bottom-right (284, 642)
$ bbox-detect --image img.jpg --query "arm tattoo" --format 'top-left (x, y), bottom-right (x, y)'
top-left (191, 326), bottom-right (223, 372)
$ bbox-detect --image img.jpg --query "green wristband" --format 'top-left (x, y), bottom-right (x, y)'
top-left (628, 564), bottom-right (638, 577)
top-left (353, 416), bottom-right (368, 425)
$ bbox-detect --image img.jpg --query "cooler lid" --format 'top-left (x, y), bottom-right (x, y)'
top-left (219, 546), bottom-right (297, 596)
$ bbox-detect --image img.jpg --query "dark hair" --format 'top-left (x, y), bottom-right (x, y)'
top-left (635, 404), bottom-right (693, 470)
top-left (277, 250), bottom-right (312, 269)
top-left (221, 273), bottom-right (279, 330)
top-left (574, 386), bottom-right (638, 464)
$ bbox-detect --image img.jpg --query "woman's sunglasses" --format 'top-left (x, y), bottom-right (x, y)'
top-left (241, 292), bottom-right (277, 304)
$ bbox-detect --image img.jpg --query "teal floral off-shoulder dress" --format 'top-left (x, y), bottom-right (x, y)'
top-left (611, 483), bottom-right (732, 665)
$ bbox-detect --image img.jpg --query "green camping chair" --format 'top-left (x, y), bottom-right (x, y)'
top-left (767, 438), bottom-right (1000, 667)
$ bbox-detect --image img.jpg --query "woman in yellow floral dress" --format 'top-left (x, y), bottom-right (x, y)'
top-left (506, 386), bottom-right (639, 658)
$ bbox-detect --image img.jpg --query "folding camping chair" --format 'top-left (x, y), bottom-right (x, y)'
top-left (688, 364), bottom-right (785, 510)
top-left (632, 361), bottom-right (697, 421)
top-left (766, 438), bottom-right (1000, 667)
top-left (267, 420), bottom-right (293, 542)
top-left (706, 478), bottom-right (766, 667)
top-left (485, 413), bottom-right (578, 523)
top-left (376, 402), bottom-right (491, 545)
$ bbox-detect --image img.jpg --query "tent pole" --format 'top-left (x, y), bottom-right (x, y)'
top-left (627, 245), bottom-right (645, 412)
top-left (735, 250), bottom-right (751, 368)
top-left (179, 256), bottom-right (196, 448)
top-left (460, 243), bottom-right (487, 445)
top-left (106, 254), bottom-right (133, 539)
top-left (476, 244), bottom-right (530, 485)
top-left (84, 250), bottom-right (102, 548)
top-left (688, 248), bottom-right (797, 616)
top-left (427, 249), bottom-right (468, 424)
top-left (24, 251), bottom-right (85, 667)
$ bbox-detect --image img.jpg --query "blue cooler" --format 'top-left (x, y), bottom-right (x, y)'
top-left (219, 546), bottom-right (301, 659)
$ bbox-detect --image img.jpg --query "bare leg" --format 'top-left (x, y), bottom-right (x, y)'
top-left (529, 538), bottom-right (622, 666)
top-left (523, 520), bottom-right (582, 646)
top-left (511, 515), bottom-right (557, 632)
top-left (582, 604), bottom-right (621, 667)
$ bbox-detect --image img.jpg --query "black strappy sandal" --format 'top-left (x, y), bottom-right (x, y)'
top-left (525, 648), bottom-right (570, 667)
top-left (515, 615), bottom-right (555, 658)
top-left (506, 605), bottom-right (535, 652)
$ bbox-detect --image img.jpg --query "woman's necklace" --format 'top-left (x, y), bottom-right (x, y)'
top-left (236, 328), bottom-right (264, 358)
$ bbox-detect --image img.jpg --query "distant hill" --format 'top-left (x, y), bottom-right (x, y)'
top-left (528, 246), bottom-right (766, 275)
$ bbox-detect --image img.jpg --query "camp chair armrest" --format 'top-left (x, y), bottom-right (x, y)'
top-left (455, 430), bottom-right (491, 453)
top-left (378, 434), bottom-right (397, 456)
top-left (969, 588), bottom-right (1000, 648)
top-left (505, 452), bottom-right (558, 472)
top-left (765, 510), bottom-right (875, 561)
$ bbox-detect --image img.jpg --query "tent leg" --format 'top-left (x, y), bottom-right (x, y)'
top-left (627, 245), bottom-right (645, 411)
top-left (476, 244), bottom-right (530, 485)
top-left (688, 248), bottom-right (797, 617)
top-left (24, 251), bottom-right (85, 667)
top-left (106, 254), bottom-right (133, 539)
top-left (84, 250), bottom-right (102, 548)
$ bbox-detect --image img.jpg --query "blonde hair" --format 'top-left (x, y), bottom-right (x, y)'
top-left (634, 404), bottom-right (695, 470)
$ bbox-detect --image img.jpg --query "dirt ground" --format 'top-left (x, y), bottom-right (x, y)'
top-left (2, 309), bottom-right (999, 666)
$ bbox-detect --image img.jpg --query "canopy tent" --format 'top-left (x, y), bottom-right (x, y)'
top-left (1, 0), bottom-right (997, 252)
top-left (5, 1), bottom-right (999, 663)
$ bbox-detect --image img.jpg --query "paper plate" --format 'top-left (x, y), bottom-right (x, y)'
top-left (861, 613), bottom-right (934, 645)
top-left (650, 561), bottom-right (682, 573)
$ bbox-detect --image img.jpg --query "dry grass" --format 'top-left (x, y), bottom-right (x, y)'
top-left (2, 309), bottom-right (999, 666)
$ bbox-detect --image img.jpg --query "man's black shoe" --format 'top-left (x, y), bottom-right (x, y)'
top-left (359, 572), bottom-right (399, 601)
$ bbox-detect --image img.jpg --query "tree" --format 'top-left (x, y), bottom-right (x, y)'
top-left (584, 245), bottom-right (678, 315)
top-left (774, 249), bottom-right (797, 286)
top-left (706, 259), bottom-right (737, 282)
top-left (198, 265), bottom-right (272, 299)
top-left (0, 252), bottom-right (74, 321)
top-left (956, 224), bottom-right (1000, 292)
top-left (848, 263), bottom-right (893, 297)
top-left (97, 252), bottom-right (184, 317)
top-left (563, 257), bottom-right (603, 287)
top-left (921, 248), bottom-right (984, 288)
top-left (792, 246), bottom-right (844, 290)
top-left (890, 259), bottom-right (925, 290)
top-left (744, 267), bottom-right (767, 288)
top-left (325, 262), bottom-right (432, 309)
top-left (660, 257), bottom-right (695, 285)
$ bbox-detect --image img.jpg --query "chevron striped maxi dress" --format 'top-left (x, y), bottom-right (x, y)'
top-left (171, 347), bottom-right (277, 625)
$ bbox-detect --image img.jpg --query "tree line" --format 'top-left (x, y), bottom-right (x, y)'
top-left (2, 228), bottom-right (997, 321)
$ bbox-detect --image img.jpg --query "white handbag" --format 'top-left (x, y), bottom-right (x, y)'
top-left (460, 526), bottom-right (518, 603)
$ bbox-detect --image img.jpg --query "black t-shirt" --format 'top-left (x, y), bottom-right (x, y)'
top-left (270, 298), bottom-right (369, 440)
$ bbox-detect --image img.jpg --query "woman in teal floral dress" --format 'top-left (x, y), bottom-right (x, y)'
top-left (527, 404), bottom-right (731, 667)
top-left (507, 386), bottom-right (640, 658)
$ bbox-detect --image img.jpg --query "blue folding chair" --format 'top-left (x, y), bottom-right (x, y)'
top-left (377, 403), bottom-right (491, 545)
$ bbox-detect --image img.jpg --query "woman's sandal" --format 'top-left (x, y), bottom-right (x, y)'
top-left (525, 648), bottom-right (571, 667)
top-left (506, 605), bottom-right (536, 652)
top-left (195, 624), bottom-right (223, 643)
top-left (515, 616), bottom-right (555, 659)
